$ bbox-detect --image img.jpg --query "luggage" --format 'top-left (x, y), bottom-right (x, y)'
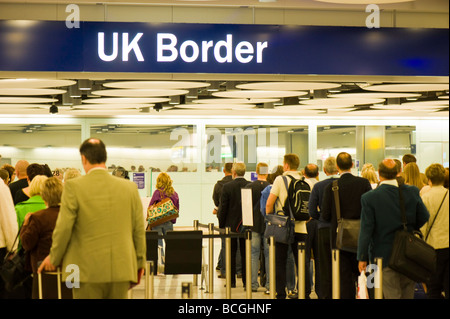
top-left (388, 186), bottom-right (437, 283)
top-left (282, 175), bottom-right (311, 221)
top-left (332, 180), bottom-right (360, 253)
top-left (37, 268), bottom-right (62, 299)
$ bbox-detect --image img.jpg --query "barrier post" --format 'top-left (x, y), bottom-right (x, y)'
top-left (269, 236), bottom-right (276, 299)
top-left (375, 258), bottom-right (383, 299)
top-left (208, 223), bottom-right (214, 294)
top-left (193, 220), bottom-right (199, 287)
top-left (145, 260), bottom-right (154, 299)
top-left (245, 229), bottom-right (252, 299)
top-left (297, 242), bottom-right (306, 299)
top-left (332, 249), bottom-right (340, 299)
top-left (225, 227), bottom-right (232, 299)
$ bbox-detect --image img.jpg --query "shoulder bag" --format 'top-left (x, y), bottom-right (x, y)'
top-left (424, 190), bottom-right (448, 242)
top-left (147, 191), bottom-right (179, 229)
top-left (388, 186), bottom-right (437, 283)
top-left (0, 228), bottom-right (33, 294)
top-left (264, 176), bottom-right (295, 244)
top-left (333, 180), bottom-right (360, 253)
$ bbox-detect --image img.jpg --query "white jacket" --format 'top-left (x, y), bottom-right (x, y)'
top-left (0, 179), bottom-right (18, 252)
top-left (421, 185), bottom-right (449, 250)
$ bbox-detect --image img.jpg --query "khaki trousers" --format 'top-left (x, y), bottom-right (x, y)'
top-left (72, 282), bottom-right (130, 299)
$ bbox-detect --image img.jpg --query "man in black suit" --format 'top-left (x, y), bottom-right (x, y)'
top-left (218, 162), bottom-right (250, 288)
top-left (321, 152), bottom-right (372, 299)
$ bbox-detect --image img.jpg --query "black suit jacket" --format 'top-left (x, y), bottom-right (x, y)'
top-left (218, 177), bottom-right (251, 231)
top-left (321, 173), bottom-right (372, 248)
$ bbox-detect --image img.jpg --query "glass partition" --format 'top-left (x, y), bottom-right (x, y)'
top-left (204, 125), bottom-right (309, 173)
top-left (0, 124), bottom-right (82, 179)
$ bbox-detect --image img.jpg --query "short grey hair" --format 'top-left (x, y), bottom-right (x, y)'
top-left (323, 157), bottom-right (338, 175)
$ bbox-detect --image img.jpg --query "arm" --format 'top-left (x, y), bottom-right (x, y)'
top-left (265, 193), bottom-right (278, 215)
top-left (217, 186), bottom-right (229, 228)
top-left (0, 185), bottom-right (18, 251)
top-left (308, 186), bottom-right (320, 220)
top-left (357, 195), bottom-right (375, 263)
top-left (321, 183), bottom-right (332, 222)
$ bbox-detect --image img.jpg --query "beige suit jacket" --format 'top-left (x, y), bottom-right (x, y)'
top-left (50, 168), bottom-right (146, 283)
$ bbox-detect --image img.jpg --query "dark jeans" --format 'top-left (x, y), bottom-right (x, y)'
top-left (275, 233), bottom-right (311, 299)
top-left (231, 237), bottom-right (246, 286)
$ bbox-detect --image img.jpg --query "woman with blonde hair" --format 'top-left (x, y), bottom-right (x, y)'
top-left (20, 177), bottom-right (72, 299)
top-left (148, 172), bottom-right (179, 269)
top-left (361, 163), bottom-right (379, 189)
top-left (15, 175), bottom-right (48, 229)
top-left (404, 162), bottom-right (426, 191)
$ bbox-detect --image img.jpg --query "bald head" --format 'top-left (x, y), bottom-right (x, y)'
top-left (378, 159), bottom-right (398, 180)
top-left (15, 160), bottom-right (29, 179)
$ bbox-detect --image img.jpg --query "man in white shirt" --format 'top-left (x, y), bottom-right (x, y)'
top-left (265, 153), bottom-right (311, 299)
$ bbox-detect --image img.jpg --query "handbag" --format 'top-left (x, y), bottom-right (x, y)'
top-left (147, 191), bottom-right (179, 229)
top-left (388, 186), bottom-right (437, 283)
top-left (332, 180), bottom-right (360, 253)
top-left (264, 179), bottom-right (295, 245)
top-left (0, 229), bottom-right (32, 293)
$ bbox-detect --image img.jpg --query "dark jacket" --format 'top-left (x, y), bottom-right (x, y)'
top-left (212, 175), bottom-right (233, 208)
top-left (321, 173), bottom-right (372, 248)
top-left (217, 177), bottom-right (251, 231)
top-left (308, 177), bottom-right (339, 229)
top-left (357, 183), bottom-right (430, 265)
top-left (245, 180), bottom-right (270, 234)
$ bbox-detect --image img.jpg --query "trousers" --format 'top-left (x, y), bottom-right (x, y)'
top-left (72, 282), bottom-right (130, 299)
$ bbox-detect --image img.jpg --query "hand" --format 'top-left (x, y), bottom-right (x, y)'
top-left (358, 261), bottom-right (367, 274)
top-left (37, 255), bottom-right (56, 273)
top-left (130, 268), bottom-right (145, 289)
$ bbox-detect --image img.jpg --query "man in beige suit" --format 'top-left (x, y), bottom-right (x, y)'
top-left (38, 138), bottom-right (146, 299)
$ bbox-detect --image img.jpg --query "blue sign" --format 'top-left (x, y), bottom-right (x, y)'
top-left (133, 172), bottom-right (145, 190)
top-left (0, 20), bottom-right (448, 76)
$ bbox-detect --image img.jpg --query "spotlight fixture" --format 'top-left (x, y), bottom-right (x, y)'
top-left (154, 103), bottom-right (163, 112)
top-left (49, 104), bottom-right (58, 114)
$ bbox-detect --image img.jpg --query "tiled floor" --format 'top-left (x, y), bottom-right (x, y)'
top-left (129, 229), bottom-right (317, 300)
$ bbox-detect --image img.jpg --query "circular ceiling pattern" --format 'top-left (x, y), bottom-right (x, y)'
top-left (175, 103), bottom-right (256, 109)
top-left (329, 92), bottom-right (422, 99)
top-left (212, 90), bottom-right (308, 99)
top-left (91, 89), bottom-right (190, 97)
top-left (0, 97), bottom-right (58, 103)
top-left (71, 104), bottom-right (155, 110)
top-left (236, 81), bottom-right (341, 91)
top-left (103, 81), bottom-right (211, 90)
top-left (0, 78), bottom-right (76, 88)
top-left (82, 97), bottom-right (170, 104)
top-left (364, 83), bottom-right (449, 92)
top-left (300, 97), bottom-right (385, 106)
top-left (0, 88), bottom-right (67, 96)
top-left (193, 98), bottom-right (280, 104)
top-left (314, 0), bottom-right (414, 4)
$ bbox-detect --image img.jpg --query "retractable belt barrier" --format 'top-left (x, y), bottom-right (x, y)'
top-left (331, 249), bottom-right (383, 299)
top-left (143, 220), bottom-right (312, 300)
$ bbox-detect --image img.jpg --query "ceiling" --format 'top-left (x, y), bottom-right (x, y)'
top-left (0, 78), bottom-right (448, 117)
top-left (0, 0), bottom-right (448, 12)
top-left (0, 0), bottom-right (448, 118)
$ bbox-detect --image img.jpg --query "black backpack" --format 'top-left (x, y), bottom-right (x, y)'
top-left (282, 175), bottom-right (311, 221)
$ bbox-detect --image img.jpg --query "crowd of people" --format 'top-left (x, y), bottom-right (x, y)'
top-left (0, 141), bottom-right (448, 300)
top-left (213, 153), bottom-right (449, 300)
